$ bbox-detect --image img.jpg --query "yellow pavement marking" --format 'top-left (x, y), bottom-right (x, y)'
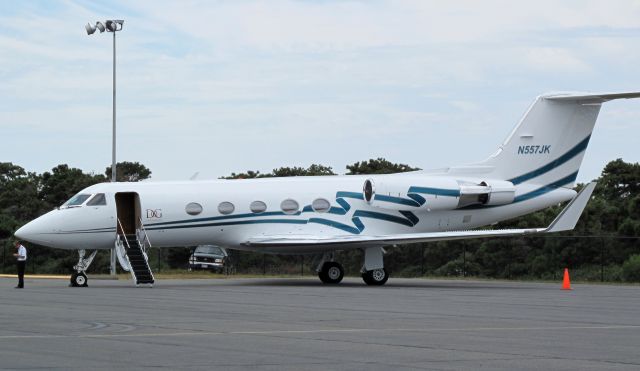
top-left (0, 274), bottom-right (67, 280)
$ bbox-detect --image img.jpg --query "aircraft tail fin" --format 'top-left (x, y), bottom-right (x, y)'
top-left (478, 92), bottom-right (640, 187)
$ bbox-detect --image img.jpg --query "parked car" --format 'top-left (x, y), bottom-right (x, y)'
top-left (188, 245), bottom-right (228, 273)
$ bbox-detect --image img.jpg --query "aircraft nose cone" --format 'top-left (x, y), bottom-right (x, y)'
top-left (13, 213), bottom-right (56, 246)
top-left (14, 220), bottom-right (42, 243)
top-left (14, 224), bottom-right (28, 240)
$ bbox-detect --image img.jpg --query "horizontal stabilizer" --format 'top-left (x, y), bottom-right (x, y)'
top-left (544, 92), bottom-right (640, 103)
top-left (244, 183), bottom-right (597, 249)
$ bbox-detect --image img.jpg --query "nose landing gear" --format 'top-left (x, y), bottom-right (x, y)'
top-left (70, 249), bottom-right (97, 287)
top-left (71, 272), bottom-right (88, 287)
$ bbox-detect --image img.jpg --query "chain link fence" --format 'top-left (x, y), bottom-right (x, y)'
top-left (2, 236), bottom-right (639, 282)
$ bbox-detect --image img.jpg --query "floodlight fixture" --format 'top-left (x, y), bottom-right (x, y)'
top-left (105, 20), bottom-right (124, 32)
top-left (85, 21), bottom-right (106, 35)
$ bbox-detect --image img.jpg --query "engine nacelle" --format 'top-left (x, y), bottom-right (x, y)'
top-left (482, 180), bottom-right (516, 206)
top-left (364, 176), bottom-right (461, 211)
top-left (363, 176), bottom-right (515, 211)
top-left (457, 180), bottom-right (515, 208)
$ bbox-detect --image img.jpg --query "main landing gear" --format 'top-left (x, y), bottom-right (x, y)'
top-left (316, 252), bottom-right (345, 284)
top-left (360, 247), bottom-right (389, 286)
top-left (70, 249), bottom-right (97, 287)
top-left (361, 268), bottom-right (389, 286)
top-left (319, 261), bottom-right (345, 284)
top-left (315, 247), bottom-right (390, 286)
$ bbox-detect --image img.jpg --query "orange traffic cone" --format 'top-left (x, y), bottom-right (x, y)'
top-left (562, 268), bottom-right (572, 290)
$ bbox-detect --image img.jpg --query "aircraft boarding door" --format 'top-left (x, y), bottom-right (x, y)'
top-left (115, 192), bottom-right (141, 236)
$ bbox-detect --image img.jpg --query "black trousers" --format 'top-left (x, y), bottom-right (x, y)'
top-left (16, 261), bottom-right (26, 288)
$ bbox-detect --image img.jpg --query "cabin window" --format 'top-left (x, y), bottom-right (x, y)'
top-left (363, 179), bottom-right (375, 203)
top-left (185, 202), bottom-right (203, 216)
top-left (87, 193), bottom-right (107, 206)
top-left (250, 201), bottom-right (267, 213)
top-left (218, 202), bottom-right (235, 215)
top-left (63, 193), bottom-right (92, 207)
top-left (312, 198), bottom-right (331, 213)
top-left (280, 199), bottom-right (299, 214)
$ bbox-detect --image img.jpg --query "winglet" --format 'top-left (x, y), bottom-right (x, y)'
top-left (546, 182), bottom-right (596, 233)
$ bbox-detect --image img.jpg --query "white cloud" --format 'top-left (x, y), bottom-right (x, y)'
top-left (1, 0), bottom-right (639, 182)
top-left (521, 47), bottom-right (591, 73)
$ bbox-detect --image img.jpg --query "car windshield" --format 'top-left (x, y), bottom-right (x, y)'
top-left (195, 246), bottom-right (223, 255)
top-left (62, 193), bottom-right (92, 207)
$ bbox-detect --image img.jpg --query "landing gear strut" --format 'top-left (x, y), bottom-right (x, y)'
top-left (316, 252), bottom-right (344, 284)
top-left (361, 247), bottom-right (389, 286)
top-left (70, 249), bottom-right (97, 287)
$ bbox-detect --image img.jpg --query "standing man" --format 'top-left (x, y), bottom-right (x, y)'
top-left (13, 241), bottom-right (27, 289)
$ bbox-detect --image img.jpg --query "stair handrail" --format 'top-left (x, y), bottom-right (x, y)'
top-left (137, 217), bottom-right (153, 253)
top-left (116, 218), bottom-right (133, 251)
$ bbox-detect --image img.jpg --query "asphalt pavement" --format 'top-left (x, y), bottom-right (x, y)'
top-left (1, 276), bottom-right (639, 370)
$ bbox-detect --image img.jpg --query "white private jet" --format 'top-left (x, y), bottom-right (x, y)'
top-left (15, 92), bottom-right (640, 287)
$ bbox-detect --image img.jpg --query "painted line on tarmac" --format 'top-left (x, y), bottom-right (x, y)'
top-left (0, 274), bottom-right (67, 280)
top-left (1, 325), bottom-right (639, 340)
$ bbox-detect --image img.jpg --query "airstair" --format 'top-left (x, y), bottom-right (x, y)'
top-left (116, 219), bottom-right (155, 286)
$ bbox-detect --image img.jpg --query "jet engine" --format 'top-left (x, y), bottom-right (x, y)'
top-left (362, 176), bottom-right (515, 211)
top-left (457, 180), bottom-right (515, 208)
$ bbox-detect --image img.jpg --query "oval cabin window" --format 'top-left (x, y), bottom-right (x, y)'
top-left (280, 199), bottom-right (299, 214)
top-left (363, 179), bottom-right (375, 204)
top-left (311, 198), bottom-right (331, 213)
top-left (250, 201), bottom-right (267, 213)
top-left (218, 201), bottom-right (235, 215)
top-left (185, 202), bottom-right (203, 216)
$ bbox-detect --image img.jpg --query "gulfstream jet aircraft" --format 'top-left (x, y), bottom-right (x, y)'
top-left (14, 92), bottom-right (640, 287)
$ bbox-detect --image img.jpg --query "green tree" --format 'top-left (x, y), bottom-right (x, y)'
top-left (272, 164), bottom-right (336, 177)
top-left (105, 161), bottom-right (152, 182)
top-left (0, 162), bottom-right (45, 222)
top-left (346, 158), bottom-right (420, 175)
top-left (622, 254), bottom-right (640, 282)
top-left (222, 170), bottom-right (265, 179)
top-left (223, 164), bottom-right (336, 179)
top-left (597, 158), bottom-right (640, 201)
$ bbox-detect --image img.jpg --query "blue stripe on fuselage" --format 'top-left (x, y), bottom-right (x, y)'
top-left (509, 135), bottom-right (590, 185)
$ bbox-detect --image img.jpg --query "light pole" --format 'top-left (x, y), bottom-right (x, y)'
top-left (86, 20), bottom-right (124, 277)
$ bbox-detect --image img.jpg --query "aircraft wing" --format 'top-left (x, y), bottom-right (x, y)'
top-left (243, 182), bottom-right (596, 249)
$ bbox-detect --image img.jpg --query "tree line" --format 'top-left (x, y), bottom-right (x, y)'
top-left (1, 158), bottom-right (639, 281)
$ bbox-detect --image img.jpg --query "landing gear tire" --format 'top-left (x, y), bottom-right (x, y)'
top-left (318, 262), bottom-right (344, 284)
top-left (362, 268), bottom-right (389, 286)
top-left (69, 249), bottom-right (96, 287)
top-left (70, 272), bottom-right (88, 287)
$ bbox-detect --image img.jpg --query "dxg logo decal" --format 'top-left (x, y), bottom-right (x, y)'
top-left (146, 209), bottom-right (162, 219)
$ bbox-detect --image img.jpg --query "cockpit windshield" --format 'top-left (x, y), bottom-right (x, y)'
top-left (87, 193), bottom-right (107, 206)
top-left (62, 193), bottom-right (92, 208)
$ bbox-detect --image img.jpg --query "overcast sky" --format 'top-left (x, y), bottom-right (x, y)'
top-left (1, 1), bottom-right (639, 182)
